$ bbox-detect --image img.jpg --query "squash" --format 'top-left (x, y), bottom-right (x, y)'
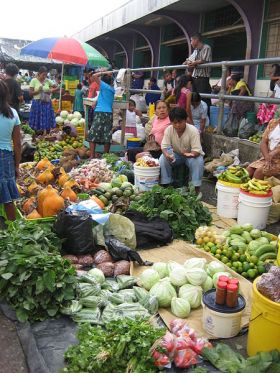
top-left (63, 179), bottom-right (78, 189)
top-left (42, 193), bottom-right (65, 217)
top-left (36, 169), bottom-right (54, 184)
top-left (61, 187), bottom-right (77, 202)
top-left (37, 185), bottom-right (58, 215)
top-left (22, 197), bottom-right (36, 214)
top-left (58, 173), bottom-right (69, 187)
top-left (27, 181), bottom-right (39, 194)
top-left (36, 158), bottom-right (52, 171)
top-left (91, 196), bottom-right (105, 209)
top-left (26, 209), bottom-right (42, 219)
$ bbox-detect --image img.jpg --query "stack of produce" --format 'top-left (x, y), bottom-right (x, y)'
top-left (0, 220), bottom-right (76, 322)
top-left (196, 224), bottom-right (277, 279)
top-left (102, 153), bottom-right (134, 182)
top-left (59, 147), bottom-right (89, 172)
top-left (63, 318), bottom-right (165, 373)
top-left (249, 132), bottom-right (262, 143)
top-left (138, 258), bottom-right (224, 318)
top-left (241, 178), bottom-right (272, 195)
top-left (135, 156), bottom-right (159, 167)
top-left (55, 110), bottom-right (85, 128)
top-left (21, 123), bottom-right (35, 136)
top-left (129, 186), bottom-right (212, 241)
top-left (217, 166), bottom-right (250, 184)
top-left (34, 135), bottom-right (84, 161)
top-left (257, 266), bottom-right (280, 302)
top-left (152, 320), bottom-right (212, 369)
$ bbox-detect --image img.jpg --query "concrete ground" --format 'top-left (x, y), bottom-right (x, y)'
top-left (0, 178), bottom-right (278, 372)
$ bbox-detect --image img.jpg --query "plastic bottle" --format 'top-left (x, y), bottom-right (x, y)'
top-left (149, 103), bottom-right (155, 118)
top-left (166, 146), bottom-right (175, 163)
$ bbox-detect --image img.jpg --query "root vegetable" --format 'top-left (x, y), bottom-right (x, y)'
top-left (97, 262), bottom-right (115, 277)
top-left (93, 250), bottom-right (113, 265)
top-left (113, 260), bottom-right (130, 276)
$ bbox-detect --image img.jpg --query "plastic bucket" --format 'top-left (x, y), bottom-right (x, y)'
top-left (134, 165), bottom-right (160, 191)
top-left (237, 190), bottom-right (272, 230)
top-left (247, 277), bottom-right (280, 355)
top-left (216, 181), bottom-right (241, 218)
top-left (246, 112), bottom-right (257, 124)
top-left (210, 106), bottom-right (230, 128)
top-left (202, 290), bottom-right (246, 338)
top-left (127, 137), bottom-right (142, 148)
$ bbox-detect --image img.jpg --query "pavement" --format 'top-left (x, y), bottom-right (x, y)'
top-left (0, 178), bottom-right (278, 373)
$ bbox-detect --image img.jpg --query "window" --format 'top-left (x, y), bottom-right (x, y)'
top-left (203, 5), bottom-right (242, 32)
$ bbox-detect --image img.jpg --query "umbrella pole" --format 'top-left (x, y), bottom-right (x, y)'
top-left (59, 62), bottom-right (65, 111)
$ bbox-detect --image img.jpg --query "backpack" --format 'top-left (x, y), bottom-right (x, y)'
top-left (124, 211), bottom-right (173, 249)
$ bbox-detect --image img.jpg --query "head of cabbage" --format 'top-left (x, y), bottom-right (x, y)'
top-left (184, 258), bottom-right (207, 270)
top-left (169, 266), bottom-right (188, 287)
top-left (88, 268), bottom-right (105, 284)
top-left (185, 268), bottom-right (207, 286)
top-left (207, 261), bottom-right (225, 277)
top-left (139, 269), bottom-right (160, 291)
top-left (152, 262), bottom-right (168, 279)
top-left (149, 278), bottom-right (176, 308)
top-left (171, 297), bottom-right (191, 318)
top-left (167, 261), bottom-right (183, 275)
top-left (202, 276), bottom-right (214, 292)
top-left (178, 284), bottom-right (202, 309)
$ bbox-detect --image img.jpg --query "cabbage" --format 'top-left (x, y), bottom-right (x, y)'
top-left (184, 258), bottom-right (207, 270)
top-left (87, 268), bottom-right (105, 284)
top-left (178, 284), bottom-right (202, 309)
top-left (139, 269), bottom-right (160, 291)
top-left (71, 118), bottom-right (79, 126)
top-left (78, 118), bottom-right (85, 126)
top-left (121, 182), bottom-right (133, 189)
top-left (149, 278), bottom-right (176, 308)
top-left (202, 276), bottom-right (214, 292)
top-left (169, 266), bottom-right (188, 287)
top-left (55, 116), bottom-right (64, 124)
top-left (73, 111), bottom-right (82, 120)
top-left (60, 110), bottom-right (68, 118)
top-left (171, 297), bottom-right (191, 318)
top-left (152, 262), bottom-right (168, 279)
top-left (167, 261), bottom-right (182, 275)
top-left (250, 229), bottom-right (262, 239)
top-left (98, 182), bottom-right (112, 191)
top-left (212, 272), bottom-right (232, 288)
top-left (185, 268), bottom-right (207, 286)
top-left (207, 261), bottom-right (225, 277)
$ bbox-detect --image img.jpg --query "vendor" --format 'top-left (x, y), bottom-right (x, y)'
top-left (247, 118), bottom-right (280, 179)
top-left (125, 99), bottom-right (143, 137)
top-left (159, 107), bottom-right (204, 193)
top-left (191, 92), bottom-right (209, 133)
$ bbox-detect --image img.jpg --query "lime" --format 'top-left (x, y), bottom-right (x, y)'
top-left (226, 262), bottom-right (232, 268)
top-left (242, 262), bottom-right (250, 272)
top-left (247, 269), bottom-right (257, 279)
top-left (236, 267), bottom-right (243, 274)
top-left (204, 246), bottom-right (211, 252)
top-left (232, 253), bottom-right (240, 261)
top-left (216, 249), bottom-right (222, 255)
top-left (221, 256), bottom-right (229, 264)
top-left (239, 255), bottom-right (246, 263)
top-left (250, 256), bottom-right (258, 265)
top-left (257, 264), bottom-right (266, 275)
top-left (232, 261), bottom-right (239, 269)
top-left (241, 272), bottom-right (249, 278)
top-left (215, 254), bottom-right (221, 260)
top-left (222, 249), bottom-right (228, 256)
top-left (249, 263), bottom-right (255, 269)
top-left (207, 242), bottom-right (214, 248)
top-left (211, 247), bottom-right (217, 254)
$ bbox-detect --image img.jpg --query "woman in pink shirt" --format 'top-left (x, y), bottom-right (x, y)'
top-left (146, 100), bottom-right (171, 146)
top-left (175, 75), bottom-right (193, 124)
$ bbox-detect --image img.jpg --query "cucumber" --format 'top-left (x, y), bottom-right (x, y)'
top-left (255, 244), bottom-right (277, 258)
top-left (255, 237), bottom-right (269, 245)
top-left (258, 252), bottom-right (277, 262)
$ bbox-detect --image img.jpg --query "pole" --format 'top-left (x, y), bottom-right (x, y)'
top-left (120, 68), bottom-right (131, 146)
top-left (217, 63), bottom-right (227, 134)
top-left (58, 62), bottom-right (64, 111)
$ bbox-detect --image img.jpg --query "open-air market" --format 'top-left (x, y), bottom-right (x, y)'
top-left (1, 0), bottom-right (280, 372)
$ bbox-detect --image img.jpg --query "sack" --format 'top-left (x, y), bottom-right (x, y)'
top-left (105, 236), bottom-right (152, 266)
top-left (54, 210), bottom-right (96, 255)
top-left (267, 203), bottom-right (280, 224)
top-left (124, 211), bottom-right (173, 249)
top-left (223, 112), bottom-right (239, 137)
top-left (238, 118), bottom-right (257, 139)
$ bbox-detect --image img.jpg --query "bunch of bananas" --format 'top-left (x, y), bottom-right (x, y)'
top-left (217, 166), bottom-right (250, 184)
top-left (241, 178), bottom-right (271, 195)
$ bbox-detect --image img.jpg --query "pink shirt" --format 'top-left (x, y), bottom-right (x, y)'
top-left (151, 116), bottom-right (171, 145)
top-left (177, 87), bottom-right (191, 109)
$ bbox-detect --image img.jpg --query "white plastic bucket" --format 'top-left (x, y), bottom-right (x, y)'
top-left (202, 290), bottom-right (246, 338)
top-left (134, 165), bottom-right (160, 191)
top-left (237, 190), bottom-right (273, 229)
top-left (216, 181), bottom-right (240, 218)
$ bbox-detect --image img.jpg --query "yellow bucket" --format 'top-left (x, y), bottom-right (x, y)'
top-left (247, 277), bottom-right (280, 356)
top-left (277, 235), bottom-right (280, 266)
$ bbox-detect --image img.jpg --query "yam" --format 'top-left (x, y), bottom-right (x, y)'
top-left (93, 250), bottom-right (113, 264)
top-left (113, 260), bottom-right (130, 276)
top-left (97, 262), bottom-right (115, 277)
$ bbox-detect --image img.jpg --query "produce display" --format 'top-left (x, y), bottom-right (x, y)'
top-left (63, 318), bottom-right (165, 373)
top-left (138, 258), bottom-right (219, 318)
top-left (196, 224), bottom-right (277, 279)
top-left (21, 123), bottom-right (35, 136)
top-left (34, 135), bottom-right (84, 161)
top-left (152, 320), bottom-right (212, 369)
top-left (0, 221), bottom-right (76, 322)
top-left (135, 156), bottom-right (159, 167)
top-left (249, 132), bottom-right (262, 144)
top-left (257, 266), bottom-right (280, 302)
top-left (241, 178), bottom-right (272, 195)
top-left (56, 110), bottom-right (85, 128)
top-left (102, 153), bottom-right (134, 182)
top-left (217, 166), bottom-right (250, 184)
top-left (59, 147), bottom-right (89, 172)
top-left (130, 186), bottom-right (212, 241)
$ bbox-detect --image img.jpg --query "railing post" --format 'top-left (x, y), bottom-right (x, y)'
top-left (217, 62), bottom-right (227, 134)
top-left (120, 68), bottom-right (131, 146)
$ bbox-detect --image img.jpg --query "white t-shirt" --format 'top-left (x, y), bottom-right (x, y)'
top-left (274, 84), bottom-right (280, 98)
top-left (126, 109), bottom-right (137, 127)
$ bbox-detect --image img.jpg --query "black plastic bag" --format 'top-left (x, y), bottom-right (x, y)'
top-left (238, 118), bottom-right (257, 139)
top-left (124, 211), bottom-right (173, 249)
top-left (105, 236), bottom-right (152, 266)
top-left (222, 111), bottom-right (239, 137)
top-left (54, 210), bottom-right (96, 255)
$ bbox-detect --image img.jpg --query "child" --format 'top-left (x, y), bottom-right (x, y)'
top-left (125, 99), bottom-right (142, 137)
top-left (73, 83), bottom-right (84, 116)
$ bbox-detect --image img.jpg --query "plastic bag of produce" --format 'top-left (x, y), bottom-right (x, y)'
top-left (72, 307), bottom-right (102, 324)
top-left (102, 279), bottom-right (120, 292)
top-left (257, 266), bottom-right (280, 302)
top-left (174, 348), bottom-right (199, 368)
top-left (76, 283), bottom-right (101, 298)
top-left (238, 118), bottom-right (257, 139)
top-left (133, 286), bottom-right (148, 302)
top-left (54, 210), bottom-right (96, 255)
top-left (79, 296), bottom-right (105, 308)
top-left (60, 300), bottom-right (82, 315)
top-left (223, 111), bottom-right (239, 137)
top-left (108, 293), bottom-right (134, 305)
top-left (140, 294), bottom-right (159, 314)
top-left (102, 302), bottom-right (150, 323)
top-left (116, 275), bottom-right (137, 289)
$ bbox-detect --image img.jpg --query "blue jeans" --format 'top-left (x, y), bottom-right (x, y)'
top-left (159, 152), bottom-right (204, 187)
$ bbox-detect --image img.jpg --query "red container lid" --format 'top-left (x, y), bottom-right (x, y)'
top-left (240, 189), bottom-right (273, 198)
top-left (219, 275), bottom-right (229, 283)
top-left (228, 278), bottom-right (239, 286)
top-left (217, 281), bottom-right (228, 289)
top-left (227, 284), bottom-right (238, 291)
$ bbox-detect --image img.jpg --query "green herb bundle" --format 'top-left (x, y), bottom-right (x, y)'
top-left (63, 318), bottom-right (165, 373)
top-left (0, 220), bottom-right (76, 322)
top-left (129, 186), bottom-right (212, 241)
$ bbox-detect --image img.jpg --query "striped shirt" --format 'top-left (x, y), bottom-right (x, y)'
top-left (189, 44), bottom-right (212, 78)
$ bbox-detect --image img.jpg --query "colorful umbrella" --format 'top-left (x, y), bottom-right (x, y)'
top-left (20, 37), bottom-right (109, 67)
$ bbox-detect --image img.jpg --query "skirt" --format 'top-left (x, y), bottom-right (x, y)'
top-left (88, 112), bottom-right (113, 143)
top-left (0, 150), bottom-right (20, 204)
top-left (249, 157), bottom-right (280, 177)
top-left (29, 99), bottom-right (56, 131)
